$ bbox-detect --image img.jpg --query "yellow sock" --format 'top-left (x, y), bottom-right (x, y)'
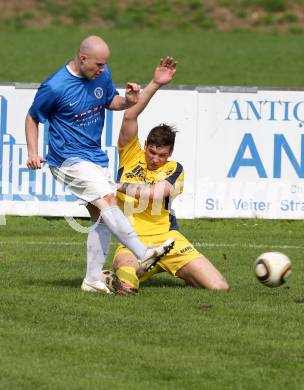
top-left (116, 266), bottom-right (139, 289)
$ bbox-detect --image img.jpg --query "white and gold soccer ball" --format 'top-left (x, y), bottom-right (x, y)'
top-left (255, 251), bottom-right (292, 287)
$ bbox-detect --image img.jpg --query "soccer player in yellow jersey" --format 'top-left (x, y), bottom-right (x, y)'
top-left (104, 57), bottom-right (229, 295)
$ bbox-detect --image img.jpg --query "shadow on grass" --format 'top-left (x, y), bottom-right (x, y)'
top-left (22, 274), bottom-right (185, 290)
top-left (23, 278), bottom-right (82, 288)
top-left (142, 276), bottom-right (185, 288)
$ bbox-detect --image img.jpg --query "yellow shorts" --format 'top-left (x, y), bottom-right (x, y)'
top-left (114, 230), bottom-right (202, 282)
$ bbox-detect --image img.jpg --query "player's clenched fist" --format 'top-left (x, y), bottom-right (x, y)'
top-left (125, 82), bottom-right (141, 107)
top-left (27, 155), bottom-right (46, 169)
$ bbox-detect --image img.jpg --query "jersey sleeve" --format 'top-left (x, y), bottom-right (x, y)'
top-left (166, 162), bottom-right (184, 195)
top-left (118, 136), bottom-right (143, 169)
top-left (28, 82), bottom-right (58, 123)
top-left (104, 65), bottom-right (119, 106)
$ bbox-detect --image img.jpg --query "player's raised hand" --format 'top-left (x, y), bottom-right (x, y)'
top-left (153, 56), bottom-right (177, 86)
top-left (26, 155), bottom-right (46, 169)
top-left (125, 82), bottom-right (141, 107)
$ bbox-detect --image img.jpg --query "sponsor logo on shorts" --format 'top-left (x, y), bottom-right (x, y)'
top-left (180, 246), bottom-right (194, 254)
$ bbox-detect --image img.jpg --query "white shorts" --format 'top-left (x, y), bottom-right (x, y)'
top-left (50, 161), bottom-right (116, 203)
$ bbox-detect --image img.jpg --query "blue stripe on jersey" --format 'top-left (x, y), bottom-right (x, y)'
top-left (169, 212), bottom-right (179, 231)
top-left (166, 162), bottom-right (183, 185)
top-left (116, 167), bottom-right (124, 182)
top-left (164, 163), bottom-right (183, 231)
top-left (164, 196), bottom-right (180, 231)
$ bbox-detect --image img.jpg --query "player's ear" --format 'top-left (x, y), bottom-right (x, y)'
top-left (79, 53), bottom-right (87, 64)
top-left (144, 141), bottom-right (147, 150)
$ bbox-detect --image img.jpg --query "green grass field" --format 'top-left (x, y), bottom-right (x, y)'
top-left (0, 216), bottom-right (304, 389)
top-left (2, 27), bottom-right (304, 88)
top-left (1, 23), bottom-right (304, 389)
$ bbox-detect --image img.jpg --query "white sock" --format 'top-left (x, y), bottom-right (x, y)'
top-left (100, 206), bottom-right (146, 259)
top-left (85, 222), bottom-right (111, 282)
top-left (96, 222), bottom-right (111, 257)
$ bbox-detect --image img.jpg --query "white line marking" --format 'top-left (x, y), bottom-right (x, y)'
top-left (193, 242), bottom-right (302, 249)
top-left (0, 241), bottom-right (302, 250)
top-left (0, 241), bottom-right (83, 246)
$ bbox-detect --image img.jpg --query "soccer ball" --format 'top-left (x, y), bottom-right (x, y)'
top-left (255, 251), bottom-right (292, 287)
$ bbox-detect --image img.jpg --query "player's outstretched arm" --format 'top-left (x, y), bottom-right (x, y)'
top-left (118, 56), bottom-right (177, 149)
top-left (25, 113), bottom-right (46, 169)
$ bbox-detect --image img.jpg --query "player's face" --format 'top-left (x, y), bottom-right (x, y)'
top-left (80, 52), bottom-right (109, 80)
top-left (144, 143), bottom-right (172, 171)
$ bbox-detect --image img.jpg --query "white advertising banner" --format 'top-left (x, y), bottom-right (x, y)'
top-left (196, 88), bottom-right (304, 219)
top-left (2, 83), bottom-right (304, 220)
top-left (0, 84), bottom-right (197, 218)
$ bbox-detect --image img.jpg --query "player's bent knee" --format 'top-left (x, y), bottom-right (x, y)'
top-left (195, 276), bottom-right (229, 291)
top-left (93, 193), bottom-right (117, 210)
top-left (102, 193), bottom-right (117, 205)
top-left (114, 254), bottom-right (138, 270)
top-left (209, 279), bottom-right (229, 291)
top-left (177, 257), bottom-right (229, 290)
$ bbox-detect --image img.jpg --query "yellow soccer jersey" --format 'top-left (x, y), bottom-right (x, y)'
top-left (117, 136), bottom-right (184, 236)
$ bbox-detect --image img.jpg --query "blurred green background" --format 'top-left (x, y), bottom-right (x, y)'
top-left (1, 0), bottom-right (304, 87)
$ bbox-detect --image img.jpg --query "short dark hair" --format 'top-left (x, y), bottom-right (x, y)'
top-left (146, 124), bottom-right (177, 152)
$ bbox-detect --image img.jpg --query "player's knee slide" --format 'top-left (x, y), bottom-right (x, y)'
top-left (211, 280), bottom-right (229, 291)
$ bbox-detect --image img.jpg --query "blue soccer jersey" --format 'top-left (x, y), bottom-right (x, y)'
top-left (28, 64), bottom-right (118, 167)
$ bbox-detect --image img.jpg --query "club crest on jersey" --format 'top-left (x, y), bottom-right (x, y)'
top-left (94, 87), bottom-right (103, 99)
top-left (165, 168), bottom-right (174, 176)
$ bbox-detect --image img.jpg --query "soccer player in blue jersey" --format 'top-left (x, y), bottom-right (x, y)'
top-left (25, 35), bottom-right (174, 294)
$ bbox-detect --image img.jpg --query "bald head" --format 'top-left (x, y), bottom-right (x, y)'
top-left (79, 35), bottom-right (110, 57)
top-left (74, 35), bottom-right (111, 80)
